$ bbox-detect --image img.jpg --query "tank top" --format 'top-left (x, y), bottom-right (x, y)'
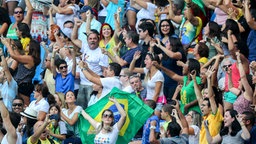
top-left (1, 132), bottom-right (22, 144)
top-left (14, 63), bottom-right (36, 84)
top-left (7, 23), bottom-right (19, 40)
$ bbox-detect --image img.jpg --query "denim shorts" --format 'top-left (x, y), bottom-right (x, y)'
top-left (126, 2), bottom-right (139, 13)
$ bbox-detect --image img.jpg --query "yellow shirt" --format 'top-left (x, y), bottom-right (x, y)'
top-left (199, 108), bottom-right (223, 144)
top-left (199, 57), bottom-right (208, 65)
top-left (99, 37), bottom-right (116, 62)
top-left (27, 137), bottom-right (59, 144)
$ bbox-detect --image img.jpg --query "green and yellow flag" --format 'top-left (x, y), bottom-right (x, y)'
top-left (78, 87), bottom-right (154, 144)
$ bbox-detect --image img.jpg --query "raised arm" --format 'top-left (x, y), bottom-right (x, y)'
top-left (185, 0), bottom-right (199, 26)
top-left (236, 52), bottom-right (253, 101)
top-left (113, 8), bottom-right (122, 45)
top-left (205, 66), bottom-right (217, 114)
top-left (1, 37), bottom-right (33, 65)
top-left (243, 0), bottom-right (256, 29)
top-left (152, 61), bottom-right (183, 83)
top-left (0, 49), bottom-right (12, 83)
top-left (81, 110), bottom-right (99, 128)
top-left (155, 38), bottom-right (182, 60)
top-left (51, 49), bottom-right (58, 78)
top-left (129, 51), bottom-right (144, 73)
top-left (51, 4), bottom-right (74, 15)
top-left (48, 8), bottom-right (55, 26)
top-left (0, 92), bottom-right (17, 144)
top-left (22, 0), bottom-right (33, 26)
top-left (71, 50), bottom-right (76, 76)
top-left (110, 97), bottom-right (126, 130)
top-left (191, 70), bottom-right (203, 106)
top-left (71, 18), bottom-right (83, 48)
top-left (30, 115), bottom-right (51, 143)
top-left (133, 0), bottom-right (148, 9)
top-left (173, 100), bottom-right (189, 134)
top-left (237, 114), bottom-right (251, 140)
top-left (85, 10), bottom-right (92, 35)
top-left (167, 0), bottom-right (183, 24)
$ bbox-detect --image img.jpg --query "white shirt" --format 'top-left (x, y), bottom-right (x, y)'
top-left (94, 123), bottom-right (119, 144)
top-left (100, 77), bottom-right (122, 98)
top-left (136, 2), bottom-right (157, 30)
top-left (79, 43), bottom-right (109, 85)
top-left (29, 98), bottom-right (50, 114)
top-left (143, 68), bottom-right (164, 100)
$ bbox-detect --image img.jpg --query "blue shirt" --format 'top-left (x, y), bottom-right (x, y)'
top-left (54, 72), bottom-right (75, 94)
top-left (142, 115), bottom-right (160, 144)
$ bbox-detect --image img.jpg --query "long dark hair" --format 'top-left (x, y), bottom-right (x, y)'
top-left (17, 22), bottom-right (32, 38)
top-left (49, 104), bottom-right (61, 129)
top-left (188, 58), bottom-right (200, 76)
top-left (220, 109), bottom-right (241, 137)
top-left (159, 19), bottom-right (175, 38)
top-left (208, 21), bottom-right (221, 39)
top-left (222, 19), bottom-right (240, 41)
top-left (28, 39), bottom-right (41, 66)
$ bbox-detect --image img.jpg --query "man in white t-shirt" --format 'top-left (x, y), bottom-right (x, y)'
top-left (79, 61), bottom-right (122, 101)
top-left (71, 27), bottom-right (109, 108)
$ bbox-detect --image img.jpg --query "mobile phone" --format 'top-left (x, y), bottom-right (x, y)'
top-left (49, 114), bottom-right (59, 120)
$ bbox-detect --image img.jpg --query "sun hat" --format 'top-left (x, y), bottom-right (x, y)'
top-left (20, 107), bottom-right (38, 120)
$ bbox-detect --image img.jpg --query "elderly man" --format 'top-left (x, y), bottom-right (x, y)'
top-left (71, 19), bottom-right (109, 108)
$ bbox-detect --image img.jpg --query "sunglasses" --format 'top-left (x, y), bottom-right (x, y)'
top-left (138, 29), bottom-right (143, 33)
top-left (222, 64), bottom-right (232, 68)
top-left (45, 59), bottom-right (50, 62)
top-left (59, 65), bottom-right (68, 70)
top-left (103, 114), bottom-right (113, 118)
top-left (14, 11), bottom-right (23, 14)
top-left (12, 103), bottom-right (23, 107)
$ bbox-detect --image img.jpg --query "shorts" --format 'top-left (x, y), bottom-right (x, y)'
top-left (18, 82), bottom-right (34, 96)
top-left (224, 91), bottom-right (237, 104)
top-left (126, 2), bottom-right (139, 13)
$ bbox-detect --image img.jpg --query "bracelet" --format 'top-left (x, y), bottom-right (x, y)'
top-left (114, 53), bottom-right (118, 57)
top-left (81, 67), bottom-right (87, 71)
top-left (150, 126), bottom-right (156, 130)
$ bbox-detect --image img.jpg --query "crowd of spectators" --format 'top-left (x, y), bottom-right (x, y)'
top-left (0, 0), bottom-right (256, 143)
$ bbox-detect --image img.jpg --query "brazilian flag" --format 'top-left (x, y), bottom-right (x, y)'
top-left (78, 87), bottom-right (154, 144)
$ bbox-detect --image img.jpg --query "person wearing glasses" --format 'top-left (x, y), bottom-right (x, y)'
top-left (51, 45), bottom-right (76, 95)
top-left (81, 97), bottom-right (126, 144)
top-left (12, 97), bottom-right (25, 114)
top-left (6, 0), bottom-right (33, 40)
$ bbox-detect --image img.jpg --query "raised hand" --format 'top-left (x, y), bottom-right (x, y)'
top-left (190, 70), bottom-right (197, 80)
top-left (86, 10), bottom-right (91, 17)
top-left (205, 66), bottom-right (215, 79)
top-left (109, 96), bottom-right (118, 103)
top-left (133, 51), bottom-right (141, 60)
top-left (176, 60), bottom-right (185, 67)
top-left (74, 17), bottom-right (82, 27)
